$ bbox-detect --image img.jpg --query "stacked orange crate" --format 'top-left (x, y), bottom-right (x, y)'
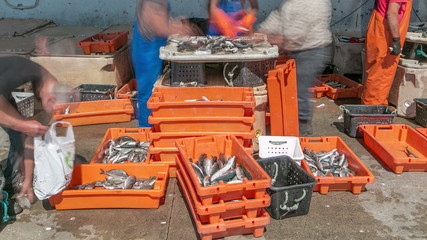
top-left (175, 135), bottom-right (271, 239)
top-left (147, 87), bottom-right (256, 177)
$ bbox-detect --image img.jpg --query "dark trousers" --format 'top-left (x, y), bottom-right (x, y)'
top-left (1, 126), bottom-right (24, 193)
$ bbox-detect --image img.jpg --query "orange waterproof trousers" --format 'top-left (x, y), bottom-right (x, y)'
top-left (362, 1), bottom-right (412, 105)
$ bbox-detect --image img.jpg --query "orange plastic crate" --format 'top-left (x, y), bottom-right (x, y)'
top-left (48, 164), bottom-right (168, 210)
top-left (177, 168), bottom-right (270, 224)
top-left (52, 99), bottom-right (133, 126)
top-left (175, 135), bottom-right (271, 205)
top-left (178, 169), bottom-right (270, 240)
top-left (309, 79), bottom-right (328, 98)
top-left (78, 31), bottom-right (129, 55)
top-left (318, 74), bottom-right (363, 99)
top-left (116, 78), bottom-right (137, 99)
top-left (90, 128), bottom-right (151, 164)
top-left (416, 128), bottom-right (427, 138)
top-left (299, 136), bottom-right (375, 194)
top-left (147, 87), bottom-right (255, 117)
top-left (149, 115), bottom-right (255, 132)
top-left (267, 59), bottom-right (299, 136)
top-left (360, 124), bottom-right (427, 173)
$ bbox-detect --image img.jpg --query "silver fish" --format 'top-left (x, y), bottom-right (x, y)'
top-left (100, 169), bottom-right (128, 178)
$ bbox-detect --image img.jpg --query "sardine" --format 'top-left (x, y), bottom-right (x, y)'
top-left (124, 175), bottom-right (136, 189)
top-left (100, 169), bottom-right (128, 178)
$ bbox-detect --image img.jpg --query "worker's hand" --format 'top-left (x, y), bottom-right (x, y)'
top-left (211, 8), bottom-right (237, 38)
top-left (17, 184), bottom-right (35, 208)
top-left (21, 120), bottom-right (48, 137)
top-left (237, 14), bottom-right (257, 32)
top-left (390, 37), bottom-right (401, 56)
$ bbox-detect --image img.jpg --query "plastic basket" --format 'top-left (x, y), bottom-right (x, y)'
top-left (177, 170), bottom-right (270, 240)
top-left (414, 98), bottom-right (427, 127)
top-left (171, 62), bottom-right (206, 87)
top-left (52, 99), bottom-right (133, 126)
top-left (90, 128), bottom-right (151, 164)
top-left (78, 31), bottom-right (129, 55)
top-left (116, 79), bottom-right (137, 99)
top-left (257, 156), bottom-right (316, 220)
top-left (308, 79), bottom-right (328, 98)
top-left (258, 136), bottom-right (304, 162)
top-left (11, 92), bottom-right (34, 118)
top-left (176, 167), bottom-right (270, 224)
top-left (360, 124), bottom-right (427, 173)
top-left (232, 59), bottom-right (277, 87)
top-left (48, 164), bottom-right (168, 209)
top-left (299, 136), bottom-right (375, 194)
top-left (175, 135), bottom-right (271, 205)
top-left (416, 128), bottom-right (427, 138)
top-left (341, 104), bottom-right (397, 138)
top-left (318, 74), bottom-right (363, 99)
top-left (147, 87), bottom-right (255, 117)
top-left (73, 84), bottom-right (116, 102)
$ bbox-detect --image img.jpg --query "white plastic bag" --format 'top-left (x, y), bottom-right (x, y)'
top-left (33, 121), bottom-right (75, 200)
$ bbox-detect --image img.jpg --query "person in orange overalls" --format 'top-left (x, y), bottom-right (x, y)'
top-left (362, 0), bottom-right (413, 105)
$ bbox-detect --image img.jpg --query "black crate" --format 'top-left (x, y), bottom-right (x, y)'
top-left (171, 62), bottom-right (206, 87)
top-left (257, 156), bottom-right (316, 220)
top-left (414, 98), bottom-right (427, 127)
top-left (225, 59), bottom-right (276, 87)
top-left (73, 84), bottom-right (116, 101)
top-left (341, 104), bottom-right (397, 138)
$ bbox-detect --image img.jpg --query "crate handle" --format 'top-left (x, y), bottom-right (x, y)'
top-left (377, 126), bottom-right (393, 130)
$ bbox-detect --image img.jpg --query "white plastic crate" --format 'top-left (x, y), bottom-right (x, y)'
top-left (258, 136), bottom-right (304, 162)
top-left (11, 92), bottom-right (35, 118)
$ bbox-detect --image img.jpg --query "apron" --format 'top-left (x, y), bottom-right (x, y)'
top-left (362, 0), bottom-right (412, 105)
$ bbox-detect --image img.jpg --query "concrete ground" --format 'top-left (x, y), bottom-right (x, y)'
top-left (0, 96), bottom-right (426, 240)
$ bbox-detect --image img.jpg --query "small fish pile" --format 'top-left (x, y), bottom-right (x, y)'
top-left (98, 136), bottom-right (149, 164)
top-left (73, 169), bottom-right (156, 190)
top-left (174, 36), bottom-right (265, 55)
top-left (325, 81), bottom-right (349, 89)
top-left (190, 153), bottom-right (252, 187)
top-left (303, 148), bottom-right (356, 177)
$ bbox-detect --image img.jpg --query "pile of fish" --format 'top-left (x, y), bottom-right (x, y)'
top-left (303, 148), bottom-right (356, 177)
top-left (189, 153), bottom-right (252, 187)
top-left (73, 169), bottom-right (157, 190)
top-left (173, 36), bottom-right (266, 55)
top-left (325, 81), bottom-right (349, 89)
top-left (98, 136), bottom-right (149, 164)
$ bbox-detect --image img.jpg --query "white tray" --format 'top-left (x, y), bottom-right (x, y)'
top-left (258, 136), bottom-right (304, 161)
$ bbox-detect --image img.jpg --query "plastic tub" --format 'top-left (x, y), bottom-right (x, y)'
top-left (48, 164), bottom-right (168, 209)
top-left (176, 167), bottom-right (270, 224)
top-left (177, 169), bottom-right (270, 240)
top-left (414, 98), bottom-right (427, 127)
top-left (175, 135), bottom-right (271, 205)
top-left (116, 79), bottom-right (137, 99)
top-left (299, 136), bottom-right (375, 194)
top-left (73, 84), bottom-right (116, 101)
top-left (147, 87), bottom-right (255, 117)
top-left (416, 128), bottom-right (427, 138)
top-left (360, 124), bottom-right (427, 173)
top-left (78, 31), bottom-right (129, 54)
top-left (258, 136), bottom-right (304, 162)
top-left (149, 115), bottom-right (255, 133)
top-left (90, 128), bottom-right (151, 164)
top-left (341, 104), bottom-right (397, 137)
top-left (308, 79), bottom-right (328, 98)
top-left (257, 156), bottom-right (316, 220)
top-left (319, 74), bottom-right (363, 99)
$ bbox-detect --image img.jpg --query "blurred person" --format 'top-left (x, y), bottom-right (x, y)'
top-left (258, 0), bottom-right (332, 136)
top-left (208, 0), bottom-right (258, 38)
top-left (362, 0), bottom-right (413, 105)
top-left (133, 0), bottom-right (196, 127)
top-left (0, 56), bottom-right (58, 214)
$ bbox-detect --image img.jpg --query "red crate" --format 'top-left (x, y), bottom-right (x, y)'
top-left (116, 78), bottom-right (137, 99)
top-left (149, 115), bottom-right (255, 133)
top-left (78, 31), bottom-right (129, 55)
top-left (309, 79), bottom-right (328, 98)
top-left (147, 87), bottom-right (255, 117)
top-left (299, 136), bottom-right (375, 194)
top-left (318, 74), bottom-right (363, 99)
top-left (52, 99), bottom-right (133, 126)
top-left (416, 128), bottom-right (427, 138)
top-left (90, 128), bottom-right (151, 164)
top-left (175, 135), bottom-right (271, 205)
top-left (48, 164), bottom-right (168, 210)
top-left (360, 124), bottom-right (427, 173)
top-left (178, 169), bottom-right (270, 240)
